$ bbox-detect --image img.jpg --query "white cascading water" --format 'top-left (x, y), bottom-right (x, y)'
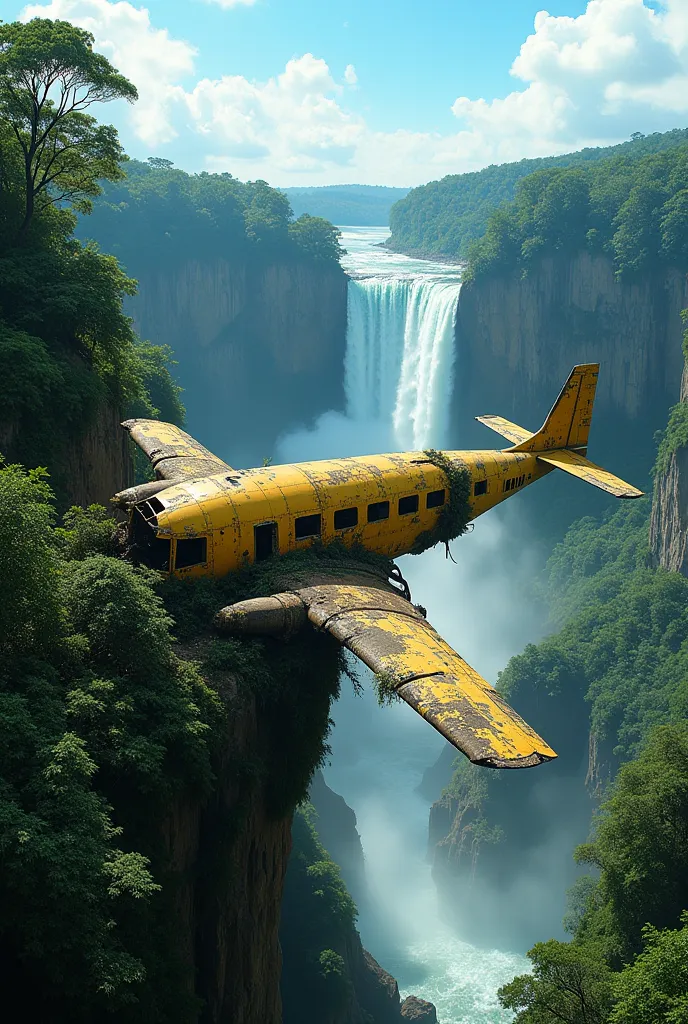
top-left (344, 275), bottom-right (459, 450)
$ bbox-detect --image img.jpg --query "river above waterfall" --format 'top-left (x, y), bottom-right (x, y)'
top-left (294, 227), bottom-right (531, 1023)
top-left (341, 225), bottom-right (464, 280)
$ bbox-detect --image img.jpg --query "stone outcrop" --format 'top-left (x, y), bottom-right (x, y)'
top-left (160, 672), bottom-right (292, 1024)
top-left (457, 252), bottom-right (687, 425)
top-left (309, 770), bottom-right (367, 907)
top-left (400, 995), bottom-right (438, 1022)
top-left (650, 361), bottom-right (688, 575)
top-left (126, 258), bottom-right (348, 466)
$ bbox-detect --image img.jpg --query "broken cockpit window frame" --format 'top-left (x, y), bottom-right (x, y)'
top-left (130, 499), bottom-right (171, 571)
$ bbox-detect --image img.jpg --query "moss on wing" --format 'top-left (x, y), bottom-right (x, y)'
top-left (410, 449), bottom-right (473, 555)
top-left (373, 669), bottom-right (402, 706)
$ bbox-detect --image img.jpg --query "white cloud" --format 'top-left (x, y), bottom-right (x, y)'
top-left (184, 54), bottom-right (365, 169)
top-left (18, 0), bottom-right (688, 185)
top-left (452, 0), bottom-right (688, 155)
top-left (344, 64), bottom-right (357, 86)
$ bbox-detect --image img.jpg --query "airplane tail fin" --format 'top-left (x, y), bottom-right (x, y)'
top-left (476, 363), bottom-right (643, 500)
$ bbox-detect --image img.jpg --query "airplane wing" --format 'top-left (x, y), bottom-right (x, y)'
top-left (122, 419), bottom-right (232, 483)
top-left (216, 577), bottom-right (556, 769)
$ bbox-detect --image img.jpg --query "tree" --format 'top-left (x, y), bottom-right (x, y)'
top-left (0, 18), bottom-right (137, 243)
top-left (611, 914), bottom-right (688, 1024)
top-left (575, 724), bottom-right (688, 960)
top-left (288, 213), bottom-right (344, 262)
top-left (498, 939), bottom-right (614, 1024)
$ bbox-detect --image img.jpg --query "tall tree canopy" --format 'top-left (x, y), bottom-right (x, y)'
top-left (0, 18), bottom-right (137, 243)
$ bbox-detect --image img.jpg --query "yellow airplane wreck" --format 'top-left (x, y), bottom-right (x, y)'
top-left (113, 363), bottom-right (642, 771)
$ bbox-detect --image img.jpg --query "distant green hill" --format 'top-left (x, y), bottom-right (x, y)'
top-left (282, 184), bottom-right (410, 226)
top-left (387, 128), bottom-right (688, 260)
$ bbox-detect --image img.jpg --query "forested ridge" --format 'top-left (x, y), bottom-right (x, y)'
top-left (465, 141), bottom-right (688, 282)
top-left (387, 128), bottom-right (688, 261)
top-left (282, 184), bottom-right (410, 227)
top-left (80, 158), bottom-right (345, 277)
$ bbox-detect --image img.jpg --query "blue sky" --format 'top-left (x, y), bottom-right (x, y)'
top-left (5, 0), bottom-right (688, 186)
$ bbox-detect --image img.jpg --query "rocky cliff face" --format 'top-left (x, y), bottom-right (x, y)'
top-left (457, 252), bottom-right (686, 424)
top-left (158, 672), bottom-right (292, 1024)
top-left (455, 253), bottom-right (687, 498)
top-left (126, 259), bottom-right (348, 467)
top-left (0, 400), bottom-right (131, 509)
top-left (650, 362), bottom-right (688, 575)
top-left (309, 770), bottom-right (367, 907)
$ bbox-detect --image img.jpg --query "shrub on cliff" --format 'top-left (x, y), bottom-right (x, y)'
top-left (280, 805), bottom-right (357, 1023)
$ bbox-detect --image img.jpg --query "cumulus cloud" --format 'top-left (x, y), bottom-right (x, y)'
top-left (452, 0), bottom-right (688, 156)
top-left (185, 54), bottom-right (365, 170)
top-left (18, 0), bottom-right (688, 185)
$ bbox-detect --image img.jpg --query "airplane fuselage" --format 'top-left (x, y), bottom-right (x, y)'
top-left (130, 447), bottom-right (554, 578)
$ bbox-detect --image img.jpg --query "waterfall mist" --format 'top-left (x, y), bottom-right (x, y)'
top-left (274, 228), bottom-right (559, 1022)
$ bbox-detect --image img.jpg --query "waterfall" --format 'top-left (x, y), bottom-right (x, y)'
top-left (344, 275), bottom-right (461, 451)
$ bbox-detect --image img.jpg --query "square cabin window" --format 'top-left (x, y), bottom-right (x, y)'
top-left (474, 479), bottom-right (488, 497)
top-left (367, 500), bottom-right (390, 523)
top-left (398, 494), bottom-right (419, 516)
top-left (295, 513), bottom-right (321, 540)
top-left (334, 506), bottom-right (358, 530)
top-left (175, 536), bottom-right (207, 569)
top-left (426, 489), bottom-right (446, 509)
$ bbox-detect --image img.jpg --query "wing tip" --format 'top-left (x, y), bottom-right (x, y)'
top-left (473, 750), bottom-right (558, 770)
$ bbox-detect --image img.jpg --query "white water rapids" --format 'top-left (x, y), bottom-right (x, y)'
top-left (277, 226), bottom-right (532, 1023)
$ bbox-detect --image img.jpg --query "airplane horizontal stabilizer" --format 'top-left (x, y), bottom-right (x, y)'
top-left (537, 449), bottom-right (643, 498)
top-left (474, 415), bottom-right (533, 446)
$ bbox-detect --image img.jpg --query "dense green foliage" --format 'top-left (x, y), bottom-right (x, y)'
top-left (281, 805), bottom-right (358, 1023)
top-left (0, 460), bottom-right (352, 1018)
top-left (500, 726), bottom-right (688, 1023)
top-left (0, 19), bottom-right (180, 500)
top-left (283, 184), bottom-right (410, 226)
top-left (80, 158), bottom-right (345, 274)
top-left (387, 128), bottom-right (688, 261)
top-left (465, 141), bottom-right (688, 281)
top-left (0, 461), bottom-right (221, 1019)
